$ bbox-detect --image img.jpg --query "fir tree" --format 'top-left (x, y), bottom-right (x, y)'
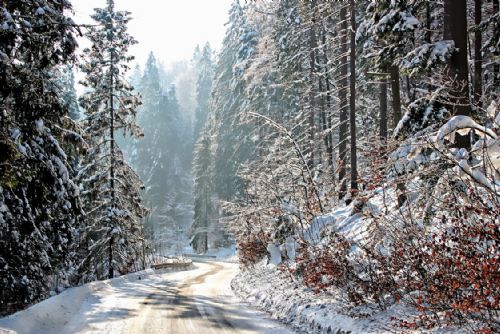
top-left (0, 0), bottom-right (82, 314)
top-left (194, 43), bottom-right (214, 136)
top-left (78, 0), bottom-right (146, 281)
top-left (54, 65), bottom-right (80, 121)
top-left (191, 132), bottom-right (214, 253)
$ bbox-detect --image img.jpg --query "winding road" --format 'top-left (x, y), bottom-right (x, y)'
top-left (83, 261), bottom-right (293, 334)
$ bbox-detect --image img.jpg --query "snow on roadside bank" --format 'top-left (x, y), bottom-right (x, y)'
top-left (0, 269), bottom-right (152, 334)
top-left (0, 262), bottom-right (193, 334)
top-left (231, 260), bottom-right (466, 334)
top-left (207, 245), bottom-right (238, 262)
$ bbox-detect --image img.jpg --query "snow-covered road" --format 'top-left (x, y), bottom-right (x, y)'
top-left (0, 261), bottom-right (294, 334)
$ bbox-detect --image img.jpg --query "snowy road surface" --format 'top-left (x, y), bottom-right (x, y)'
top-left (0, 261), bottom-right (294, 334)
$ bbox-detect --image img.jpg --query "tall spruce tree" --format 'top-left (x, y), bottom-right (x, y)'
top-left (78, 0), bottom-right (146, 281)
top-left (0, 0), bottom-right (82, 314)
top-left (191, 132), bottom-right (213, 253)
top-left (194, 43), bottom-right (214, 136)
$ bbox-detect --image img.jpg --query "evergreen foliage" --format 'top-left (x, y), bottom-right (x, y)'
top-left (78, 0), bottom-right (146, 281)
top-left (0, 0), bottom-right (82, 314)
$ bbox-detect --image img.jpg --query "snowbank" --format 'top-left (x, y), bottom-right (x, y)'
top-left (0, 259), bottom-right (194, 334)
top-left (232, 260), bottom-right (466, 334)
top-left (0, 269), bottom-right (155, 334)
top-left (207, 245), bottom-right (238, 262)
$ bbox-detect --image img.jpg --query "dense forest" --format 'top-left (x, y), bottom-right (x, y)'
top-left (191, 0), bottom-right (500, 330)
top-left (0, 0), bottom-right (499, 331)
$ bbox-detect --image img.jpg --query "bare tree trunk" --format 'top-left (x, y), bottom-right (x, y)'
top-left (426, 1), bottom-right (432, 44)
top-left (308, 32), bottom-right (316, 168)
top-left (390, 66), bottom-right (402, 129)
top-left (426, 1), bottom-right (433, 93)
top-left (108, 45), bottom-right (115, 280)
top-left (443, 0), bottom-right (471, 148)
top-left (474, 0), bottom-right (483, 109)
top-left (494, 0), bottom-right (500, 93)
top-left (349, 0), bottom-right (358, 193)
top-left (108, 237), bottom-right (114, 279)
top-left (379, 79), bottom-right (388, 140)
top-left (390, 66), bottom-right (407, 207)
top-left (308, 1), bottom-right (318, 169)
top-left (338, 4), bottom-right (348, 200)
top-left (321, 28), bottom-right (335, 176)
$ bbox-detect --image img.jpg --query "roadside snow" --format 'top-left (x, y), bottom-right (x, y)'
top-left (0, 269), bottom-right (155, 334)
top-left (207, 245), bottom-right (238, 262)
top-left (232, 260), bottom-right (468, 334)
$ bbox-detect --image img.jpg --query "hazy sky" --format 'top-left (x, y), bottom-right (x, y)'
top-left (72, 0), bottom-right (233, 68)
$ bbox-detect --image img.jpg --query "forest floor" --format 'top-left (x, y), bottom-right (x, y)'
top-left (0, 261), bottom-right (293, 334)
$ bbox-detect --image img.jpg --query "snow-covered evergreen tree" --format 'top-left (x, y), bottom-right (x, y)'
top-left (191, 132), bottom-right (214, 253)
top-left (117, 53), bottom-right (195, 254)
top-left (78, 0), bottom-right (147, 281)
top-left (211, 0), bottom-right (257, 202)
top-left (53, 65), bottom-right (80, 121)
top-left (194, 43), bottom-right (214, 136)
top-left (0, 0), bottom-right (82, 314)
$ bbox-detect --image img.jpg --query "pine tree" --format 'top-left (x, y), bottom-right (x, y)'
top-left (211, 0), bottom-right (257, 202)
top-left (78, 0), bottom-right (146, 281)
top-left (0, 0), bottom-right (82, 314)
top-left (194, 43), bottom-right (214, 136)
top-left (54, 65), bottom-right (80, 121)
top-left (191, 132), bottom-right (213, 253)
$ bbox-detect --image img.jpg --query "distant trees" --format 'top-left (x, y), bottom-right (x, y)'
top-left (0, 0), bottom-right (82, 314)
top-left (194, 43), bottom-right (214, 136)
top-left (190, 1), bottom-right (256, 252)
top-left (78, 0), bottom-right (146, 281)
top-left (121, 52), bottom-right (194, 255)
top-left (191, 134), bottom-right (213, 253)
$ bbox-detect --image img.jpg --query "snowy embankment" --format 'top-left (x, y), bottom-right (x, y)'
top-left (232, 259), bottom-right (466, 334)
top-left (0, 261), bottom-right (192, 334)
top-left (232, 260), bottom-right (391, 334)
top-left (231, 203), bottom-right (466, 334)
top-left (0, 269), bottom-right (153, 334)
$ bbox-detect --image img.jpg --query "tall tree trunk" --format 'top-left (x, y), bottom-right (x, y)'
top-left (321, 27), bottom-right (334, 176)
top-left (474, 0), bottom-right (483, 109)
top-left (390, 66), bottom-right (402, 129)
top-left (444, 0), bottom-right (471, 148)
top-left (426, 1), bottom-right (432, 44)
top-left (202, 189), bottom-right (208, 253)
top-left (338, 4), bottom-right (348, 200)
top-left (108, 237), bottom-right (114, 279)
top-left (426, 1), bottom-right (433, 93)
top-left (349, 0), bottom-right (358, 193)
top-left (379, 78), bottom-right (388, 140)
top-left (390, 66), bottom-right (407, 207)
top-left (308, 15), bottom-right (317, 169)
top-left (108, 48), bottom-right (115, 279)
top-left (494, 0), bottom-right (500, 93)
top-left (319, 71), bottom-right (329, 163)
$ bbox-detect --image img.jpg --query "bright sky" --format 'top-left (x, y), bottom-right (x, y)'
top-left (72, 0), bottom-right (233, 67)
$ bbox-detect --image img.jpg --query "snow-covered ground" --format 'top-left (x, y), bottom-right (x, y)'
top-left (0, 261), bottom-right (293, 334)
top-left (231, 199), bottom-right (472, 334)
top-left (232, 260), bottom-right (467, 334)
